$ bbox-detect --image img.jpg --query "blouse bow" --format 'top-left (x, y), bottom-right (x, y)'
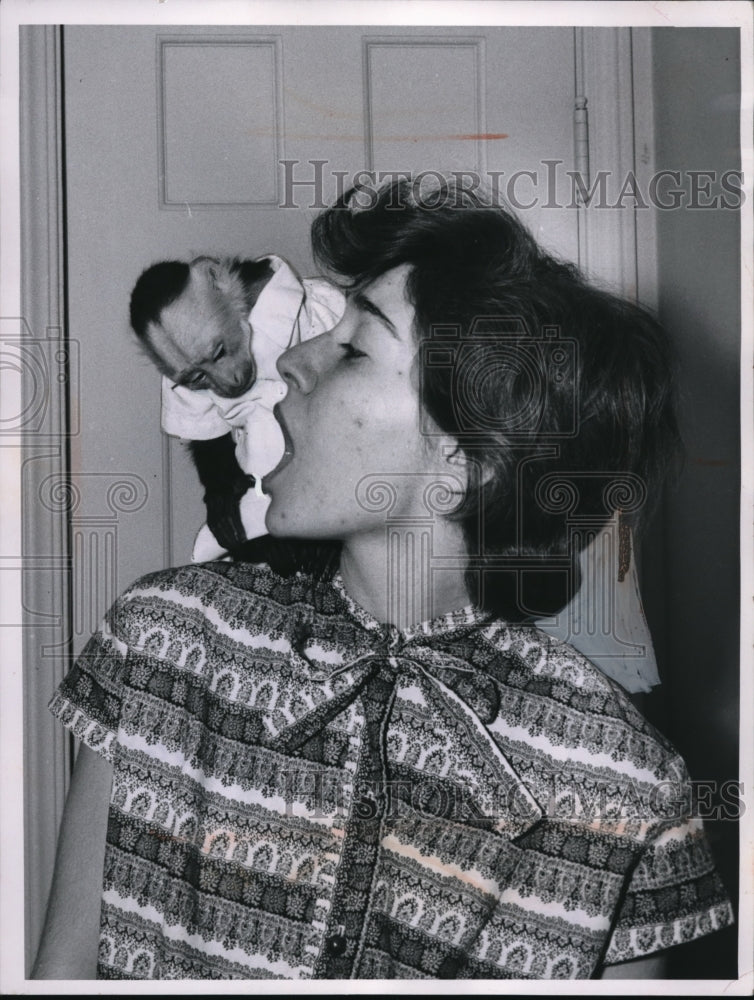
top-left (266, 575), bottom-right (544, 841)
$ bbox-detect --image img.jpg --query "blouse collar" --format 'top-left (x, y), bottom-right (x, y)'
top-left (330, 570), bottom-right (493, 643)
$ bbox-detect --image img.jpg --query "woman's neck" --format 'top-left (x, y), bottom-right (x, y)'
top-left (339, 523), bottom-right (471, 630)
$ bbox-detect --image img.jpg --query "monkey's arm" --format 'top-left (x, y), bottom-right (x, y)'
top-left (188, 433), bottom-right (255, 551)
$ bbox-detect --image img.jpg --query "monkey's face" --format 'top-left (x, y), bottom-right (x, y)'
top-left (145, 270), bottom-right (256, 398)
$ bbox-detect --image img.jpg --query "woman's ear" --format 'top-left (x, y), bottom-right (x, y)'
top-left (446, 445), bottom-right (467, 469)
top-left (443, 442), bottom-right (494, 488)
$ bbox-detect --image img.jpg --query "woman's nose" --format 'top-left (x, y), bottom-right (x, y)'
top-left (276, 332), bottom-right (331, 394)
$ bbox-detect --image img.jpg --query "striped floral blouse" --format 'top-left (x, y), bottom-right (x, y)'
top-left (49, 561), bottom-right (733, 979)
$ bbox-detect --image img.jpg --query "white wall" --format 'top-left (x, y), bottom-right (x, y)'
top-left (643, 26), bottom-right (740, 978)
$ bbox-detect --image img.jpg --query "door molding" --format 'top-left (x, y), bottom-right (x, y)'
top-left (574, 26), bottom-right (657, 306)
top-left (20, 24), bottom-right (72, 973)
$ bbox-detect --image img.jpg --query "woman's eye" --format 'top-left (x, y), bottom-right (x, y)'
top-left (212, 345), bottom-right (225, 362)
top-left (340, 342), bottom-right (367, 361)
top-left (185, 372), bottom-right (207, 388)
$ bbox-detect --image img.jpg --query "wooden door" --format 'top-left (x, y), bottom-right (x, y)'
top-left (61, 24), bottom-right (579, 652)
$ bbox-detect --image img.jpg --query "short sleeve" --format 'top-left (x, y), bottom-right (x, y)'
top-left (160, 376), bottom-right (229, 440)
top-left (603, 813), bottom-right (734, 964)
top-left (47, 601), bottom-right (131, 763)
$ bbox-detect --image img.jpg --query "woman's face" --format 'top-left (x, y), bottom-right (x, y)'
top-left (263, 265), bottom-right (460, 542)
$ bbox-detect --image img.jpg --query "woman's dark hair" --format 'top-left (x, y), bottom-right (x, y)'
top-left (305, 175), bottom-right (680, 621)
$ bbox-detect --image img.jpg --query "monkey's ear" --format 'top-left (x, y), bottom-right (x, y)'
top-left (190, 256), bottom-right (221, 289)
top-left (211, 258), bottom-right (249, 318)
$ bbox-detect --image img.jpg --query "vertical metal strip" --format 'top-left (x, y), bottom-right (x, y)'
top-left (573, 27), bottom-right (590, 270)
top-left (574, 96), bottom-right (590, 199)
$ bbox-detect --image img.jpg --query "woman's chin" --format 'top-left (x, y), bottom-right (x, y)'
top-left (265, 508), bottom-right (340, 543)
top-left (264, 506), bottom-right (305, 539)
top-left (262, 507), bottom-right (286, 537)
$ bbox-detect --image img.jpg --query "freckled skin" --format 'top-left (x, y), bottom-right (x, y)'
top-left (264, 266), bottom-right (458, 544)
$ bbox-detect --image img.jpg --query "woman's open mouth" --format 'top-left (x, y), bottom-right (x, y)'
top-left (262, 404), bottom-right (295, 487)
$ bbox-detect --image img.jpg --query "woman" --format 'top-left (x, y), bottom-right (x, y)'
top-left (34, 178), bottom-right (733, 980)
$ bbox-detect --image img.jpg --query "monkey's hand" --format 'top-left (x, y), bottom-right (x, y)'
top-left (203, 475), bottom-right (256, 551)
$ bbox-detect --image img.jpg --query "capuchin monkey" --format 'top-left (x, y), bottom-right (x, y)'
top-left (129, 254), bottom-right (344, 559)
top-left (129, 255), bottom-right (275, 553)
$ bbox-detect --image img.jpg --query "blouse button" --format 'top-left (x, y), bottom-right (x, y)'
top-left (325, 932), bottom-right (347, 956)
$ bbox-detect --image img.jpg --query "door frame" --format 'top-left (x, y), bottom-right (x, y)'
top-left (20, 25), bottom-right (73, 975)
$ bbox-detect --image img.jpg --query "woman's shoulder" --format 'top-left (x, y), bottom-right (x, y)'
top-left (100, 560), bottom-right (335, 665)
top-left (477, 618), bottom-right (685, 783)
top-left (116, 559), bottom-right (324, 610)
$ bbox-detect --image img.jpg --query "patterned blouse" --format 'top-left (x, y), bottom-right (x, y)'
top-left (49, 561), bottom-right (733, 980)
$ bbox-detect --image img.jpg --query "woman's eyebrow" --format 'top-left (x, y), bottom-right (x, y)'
top-left (350, 289), bottom-right (399, 338)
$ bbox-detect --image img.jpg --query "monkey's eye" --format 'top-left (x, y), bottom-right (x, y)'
top-left (212, 345), bottom-right (226, 362)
